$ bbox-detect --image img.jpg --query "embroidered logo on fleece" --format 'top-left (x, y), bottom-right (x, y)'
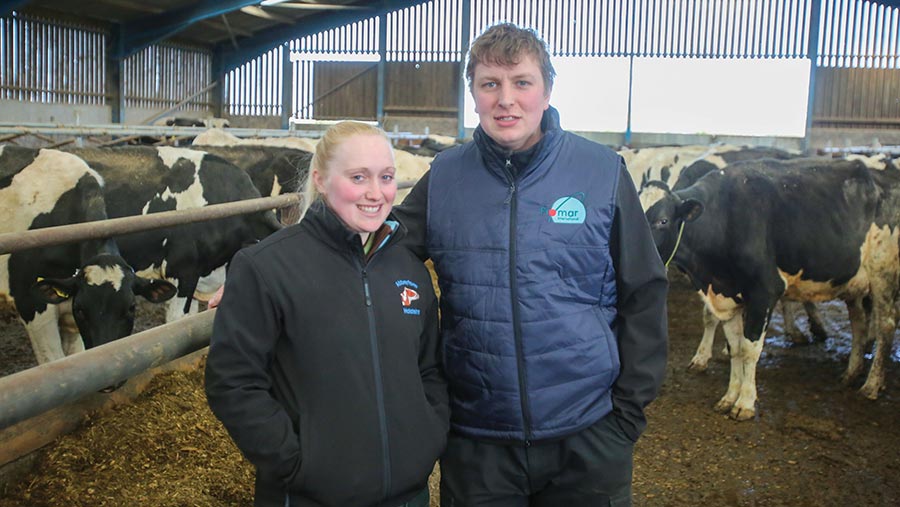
top-left (396, 279), bottom-right (421, 315)
top-left (540, 193), bottom-right (587, 224)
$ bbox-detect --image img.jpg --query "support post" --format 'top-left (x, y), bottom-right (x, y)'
top-left (106, 25), bottom-right (125, 124)
top-left (457, 0), bottom-right (471, 140)
top-left (211, 47), bottom-right (225, 118)
top-left (281, 43), bottom-right (293, 129)
top-left (804, 0), bottom-right (823, 154)
top-left (377, 9), bottom-right (387, 125)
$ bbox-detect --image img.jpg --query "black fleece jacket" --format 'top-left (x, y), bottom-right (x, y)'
top-left (205, 202), bottom-right (449, 507)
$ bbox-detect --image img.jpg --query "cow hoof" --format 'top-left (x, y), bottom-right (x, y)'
top-left (840, 371), bottom-right (859, 387)
top-left (786, 332), bottom-right (810, 346)
top-left (730, 405), bottom-right (756, 421)
top-left (713, 398), bottom-right (734, 413)
top-left (858, 383), bottom-right (881, 401)
top-left (810, 327), bottom-right (828, 343)
top-left (687, 360), bottom-right (708, 373)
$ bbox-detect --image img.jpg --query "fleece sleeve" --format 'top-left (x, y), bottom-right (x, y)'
top-left (609, 159), bottom-right (670, 442)
top-left (393, 170), bottom-right (431, 261)
top-left (204, 250), bottom-right (301, 485)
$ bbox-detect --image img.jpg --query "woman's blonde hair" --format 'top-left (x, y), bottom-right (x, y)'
top-left (301, 121), bottom-right (391, 217)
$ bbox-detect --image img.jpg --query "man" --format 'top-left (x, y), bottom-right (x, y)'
top-left (395, 23), bottom-right (668, 506)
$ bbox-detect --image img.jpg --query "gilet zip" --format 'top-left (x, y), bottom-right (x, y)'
top-left (503, 157), bottom-right (533, 444)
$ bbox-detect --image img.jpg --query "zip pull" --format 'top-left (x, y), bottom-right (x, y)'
top-left (503, 158), bottom-right (516, 204)
top-left (505, 182), bottom-right (516, 204)
top-left (362, 270), bottom-right (373, 307)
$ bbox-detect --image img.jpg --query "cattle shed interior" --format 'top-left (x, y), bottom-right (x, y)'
top-left (1, 0), bottom-right (899, 152)
top-left (2, 2), bottom-right (900, 506)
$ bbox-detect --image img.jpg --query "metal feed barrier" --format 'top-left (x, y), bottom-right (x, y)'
top-left (0, 181), bottom-right (417, 464)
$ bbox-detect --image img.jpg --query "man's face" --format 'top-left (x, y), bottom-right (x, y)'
top-left (471, 53), bottom-right (551, 152)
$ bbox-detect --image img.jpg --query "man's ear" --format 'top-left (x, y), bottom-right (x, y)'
top-left (134, 277), bottom-right (178, 303)
top-left (31, 277), bottom-right (77, 304)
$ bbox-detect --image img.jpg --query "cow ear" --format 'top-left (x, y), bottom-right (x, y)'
top-left (678, 198), bottom-right (704, 223)
top-left (31, 277), bottom-right (77, 304)
top-left (134, 278), bottom-right (178, 303)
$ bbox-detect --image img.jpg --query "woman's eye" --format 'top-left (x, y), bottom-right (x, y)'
top-left (382, 174), bottom-right (395, 181)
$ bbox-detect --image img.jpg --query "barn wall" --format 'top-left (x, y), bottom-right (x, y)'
top-left (311, 61), bottom-right (459, 121)
top-left (813, 68), bottom-right (900, 129)
top-left (0, 101), bottom-right (212, 126)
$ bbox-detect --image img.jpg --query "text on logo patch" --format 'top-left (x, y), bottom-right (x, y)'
top-left (540, 193), bottom-right (587, 224)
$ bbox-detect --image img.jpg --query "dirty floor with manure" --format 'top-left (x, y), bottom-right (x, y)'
top-left (0, 271), bottom-right (898, 506)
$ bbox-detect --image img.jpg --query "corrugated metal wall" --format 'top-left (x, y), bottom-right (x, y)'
top-left (123, 43), bottom-right (212, 112)
top-left (0, 13), bottom-right (105, 105)
top-left (1, 12), bottom-right (212, 115)
top-left (2, 2), bottom-right (898, 128)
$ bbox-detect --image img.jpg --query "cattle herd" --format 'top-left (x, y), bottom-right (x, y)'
top-left (0, 133), bottom-right (897, 425)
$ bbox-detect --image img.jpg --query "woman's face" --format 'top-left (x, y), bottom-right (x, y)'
top-left (314, 133), bottom-right (397, 241)
top-left (471, 53), bottom-right (551, 152)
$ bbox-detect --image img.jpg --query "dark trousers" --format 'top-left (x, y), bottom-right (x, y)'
top-left (440, 412), bottom-right (635, 507)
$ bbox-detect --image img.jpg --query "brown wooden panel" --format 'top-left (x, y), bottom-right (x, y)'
top-left (813, 67), bottom-right (900, 127)
top-left (313, 61), bottom-right (378, 120)
top-left (385, 61), bottom-right (460, 116)
top-left (312, 61), bottom-right (460, 120)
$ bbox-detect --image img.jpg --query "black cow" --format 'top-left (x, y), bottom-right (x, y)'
top-left (642, 158), bottom-right (900, 419)
top-left (67, 146), bottom-right (282, 322)
top-left (1, 146), bottom-right (176, 364)
top-left (190, 145), bottom-right (313, 224)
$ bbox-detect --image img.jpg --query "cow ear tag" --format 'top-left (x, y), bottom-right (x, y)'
top-left (36, 277), bottom-right (70, 299)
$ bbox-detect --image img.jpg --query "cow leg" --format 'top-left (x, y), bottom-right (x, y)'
top-left (714, 314), bottom-right (744, 414)
top-left (165, 297), bottom-right (195, 322)
top-left (859, 324), bottom-right (893, 400)
top-left (842, 298), bottom-right (871, 385)
top-left (23, 307), bottom-right (65, 364)
top-left (715, 313), bottom-right (765, 421)
top-left (165, 279), bottom-right (201, 322)
top-left (688, 304), bottom-right (718, 372)
top-left (804, 302), bottom-right (828, 342)
top-left (57, 300), bottom-right (85, 356)
top-left (780, 300), bottom-right (809, 345)
top-left (859, 295), bottom-right (897, 400)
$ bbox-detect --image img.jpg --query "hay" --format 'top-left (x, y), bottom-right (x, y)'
top-left (0, 360), bottom-right (442, 507)
top-left (0, 365), bottom-right (253, 507)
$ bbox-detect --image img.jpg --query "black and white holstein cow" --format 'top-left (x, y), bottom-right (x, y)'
top-left (622, 144), bottom-right (799, 191)
top-left (67, 146), bottom-right (282, 322)
top-left (643, 149), bottom-right (829, 372)
top-left (641, 158), bottom-right (900, 419)
top-left (189, 145), bottom-right (312, 225)
top-left (1, 146), bottom-right (176, 364)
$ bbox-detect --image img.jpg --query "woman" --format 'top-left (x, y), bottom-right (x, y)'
top-left (205, 121), bottom-right (448, 507)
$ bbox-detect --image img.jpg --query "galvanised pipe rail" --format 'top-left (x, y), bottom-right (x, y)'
top-left (0, 179), bottom-right (416, 255)
top-left (0, 309), bottom-right (215, 430)
top-left (0, 193), bottom-right (301, 255)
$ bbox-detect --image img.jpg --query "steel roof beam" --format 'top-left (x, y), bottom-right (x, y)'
top-left (221, 0), bottom-right (423, 71)
top-left (119, 0), bottom-right (261, 59)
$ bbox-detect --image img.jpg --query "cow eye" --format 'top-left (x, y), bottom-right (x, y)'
top-left (656, 218), bottom-right (669, 226)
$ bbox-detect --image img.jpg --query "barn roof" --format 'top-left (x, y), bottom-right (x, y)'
top-left (7, 0), bottom-right (426, 70)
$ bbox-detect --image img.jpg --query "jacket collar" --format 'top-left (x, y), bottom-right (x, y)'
top-left (473, 105), bottom-right (563, 181)
top-left (303, 200), bottom-right (404, 255)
